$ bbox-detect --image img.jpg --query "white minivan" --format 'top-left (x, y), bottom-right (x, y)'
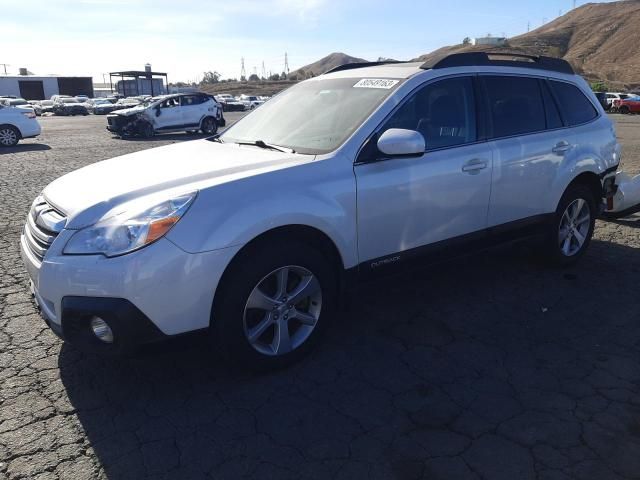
top-left (21, 53), bottom-right (621, 368)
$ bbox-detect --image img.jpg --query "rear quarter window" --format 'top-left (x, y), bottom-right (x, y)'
top-left (549, 81), bottom-right (598, 126)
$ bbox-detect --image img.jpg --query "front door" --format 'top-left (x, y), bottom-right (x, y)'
top-left (154, 97), bottom-right (183, 130)
top-left (355, 76), bottom-right (493, 267)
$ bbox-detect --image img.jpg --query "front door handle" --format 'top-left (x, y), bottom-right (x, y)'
top-left (552, 141), bottom-right (571, 154)
top-left (462, 159), bottom-right (488, 174)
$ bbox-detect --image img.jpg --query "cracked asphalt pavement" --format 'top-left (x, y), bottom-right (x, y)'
top-left (2, 113), bottom-right (640, 479)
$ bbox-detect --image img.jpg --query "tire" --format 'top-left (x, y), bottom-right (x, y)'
top-left (0, 125), bottom-right (20, 147)
top-left (201, 116), bottom-right (217, 135)
top-left (620, 106), bottom-right (630, 115)
top-left (212, 241), bottom-right (337, 370)
top-left (138, 121), bottom-right (154, 138)
top-left (542, 184), bottom-right (596, 266)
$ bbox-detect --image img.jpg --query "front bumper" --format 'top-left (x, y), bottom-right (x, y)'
top-left (20, 230), bottom-right (242, 350)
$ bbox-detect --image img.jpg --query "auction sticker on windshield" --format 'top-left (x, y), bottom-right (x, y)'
top-left (353, 79), bottom-right (399, 89)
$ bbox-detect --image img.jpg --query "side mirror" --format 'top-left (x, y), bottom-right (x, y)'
top-left (155, 107), bottom-right (161, 117)
top-left (377, 128), bottom-right (425, 157)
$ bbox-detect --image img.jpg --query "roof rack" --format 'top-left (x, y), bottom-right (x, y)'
top-left (420, 52), bottom-right (574, 75)
top-left (324, 60), bottom-right (406, 74)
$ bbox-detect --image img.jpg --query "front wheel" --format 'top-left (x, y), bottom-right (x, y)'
top-left (0, 125), bottom-right (20, 147)
top-left (212, 241), bottom-right (337, 370)
top-left (543, 185), bottom-right (596, 265)
top-left (201, 117), bottom-right (217, 135)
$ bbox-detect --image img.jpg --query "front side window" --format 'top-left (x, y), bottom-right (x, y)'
top-left (482, 75), bottom-right (546, 138)
top-left (381, 76), bottom-right (477, 150)
top-left (220, 77), bottom-right (402, 154)
top-left (549, 81), bottom-right (598, 126)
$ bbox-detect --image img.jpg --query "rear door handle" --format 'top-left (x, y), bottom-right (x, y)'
top-left (552, 141), bottom-right (571, 154)
top-left (462, 159), bottom-right (488, 174)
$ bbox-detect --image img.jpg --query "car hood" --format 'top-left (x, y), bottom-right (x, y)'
top-left (43, 139), bottom-right (314, 229)
top-left (113, 105), bottom-right (146, 116)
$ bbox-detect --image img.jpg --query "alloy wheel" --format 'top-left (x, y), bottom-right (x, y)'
top-left (0, 127), bottom-right (18, 146)
top-left (243, 265), bottom-right (322, 356)
top-left (558, 198), bottom-right (591, 256)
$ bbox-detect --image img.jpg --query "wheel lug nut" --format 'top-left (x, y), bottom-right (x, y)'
top-left (288, 304), bottom-right (293, 309)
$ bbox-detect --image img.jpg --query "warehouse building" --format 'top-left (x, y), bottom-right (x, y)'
top-left (0, 68), bottom-right (93, 100)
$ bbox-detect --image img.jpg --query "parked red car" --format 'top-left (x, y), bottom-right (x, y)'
top-left (613, 97), bottom-right (640, 114)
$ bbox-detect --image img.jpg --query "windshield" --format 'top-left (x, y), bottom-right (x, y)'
top-left (221, 77), bottom-right (402, 154)
top-left (61, 98), bottom-right (79, 104)
top-left (10, 100), bottom-right (28, 105)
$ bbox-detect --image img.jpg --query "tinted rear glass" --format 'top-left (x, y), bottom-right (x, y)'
top-left (483, 76), bottom-right (546, 138)
top-left (549, 81), bottom-right (598, 126)
top-left (540, 81), bottom-right (563, 129)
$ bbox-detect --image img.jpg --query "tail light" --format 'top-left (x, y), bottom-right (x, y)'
top-left (22, 111), bottom-right (36, 119)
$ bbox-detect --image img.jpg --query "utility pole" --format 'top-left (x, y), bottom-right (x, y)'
top-left (573, 0), bottom-right (577, 9)
top-left (527, 21), bottom-right (530, 32)
top-left (261, 61), bottom-right (266, 80)
top-left (240, 57), bottom-right (246, 80)
top-left (284, 52), bottom-right (290, 76)
top-left (0, 63), bottom-right (9, 75)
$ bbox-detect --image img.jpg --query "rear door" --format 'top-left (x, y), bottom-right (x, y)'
top-left (482, 75), bottom-right (569, 228)
top-left (179, 94), bottom-right (207, 128)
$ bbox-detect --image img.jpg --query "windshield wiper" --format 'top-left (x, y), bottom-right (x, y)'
top-left (208, 135), bottom-right (224, 143)
top-left (236, 140), bottom-right (295, 154)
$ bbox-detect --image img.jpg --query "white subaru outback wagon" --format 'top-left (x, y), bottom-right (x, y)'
top-left (21, 53), bottom-right (621, 368)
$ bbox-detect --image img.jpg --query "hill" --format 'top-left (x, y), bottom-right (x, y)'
top-left (415, 0), bottom-right (640, 88)
top-left (289, 52), bottom-right (368, 78)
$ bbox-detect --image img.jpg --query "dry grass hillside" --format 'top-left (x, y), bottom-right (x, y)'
top-left (416, 0), bottom-right (640, 88)
top-left (288, 52), bottom-right (367, 78)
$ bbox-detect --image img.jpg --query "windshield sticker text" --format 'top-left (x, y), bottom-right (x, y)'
top-left (353, 79), bottom-right (399, 89)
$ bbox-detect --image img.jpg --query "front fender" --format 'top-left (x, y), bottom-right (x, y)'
top-left (166, 159), bottom-right (358, 268)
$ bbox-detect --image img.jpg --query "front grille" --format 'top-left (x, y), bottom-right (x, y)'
top-left (24, 197), bottom-right (66, 262)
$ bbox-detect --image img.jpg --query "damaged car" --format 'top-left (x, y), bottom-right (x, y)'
top-left (106, 93), bottom-right (224, 138)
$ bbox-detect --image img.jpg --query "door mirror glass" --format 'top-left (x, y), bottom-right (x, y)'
top-left (155, 107), bottom-right (161, 117)
top-left (377, 128), bottom-right (425, 156)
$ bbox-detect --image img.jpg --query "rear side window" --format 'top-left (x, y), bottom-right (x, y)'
top-left (540, 81), bottom-right (563, 129)
top-left (549, 81), bottom-right (598, 126)
top-left (482, 76), bottom-right (546, 138)
top-left (181, 95), bottom-right (206, 106)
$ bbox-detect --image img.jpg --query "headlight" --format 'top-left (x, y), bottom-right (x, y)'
top-left (63, 192), bottom-right (196, 257)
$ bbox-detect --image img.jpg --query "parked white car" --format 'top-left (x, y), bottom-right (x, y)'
top-left (0, 104), bottom-right (41, 146)
top-left (605, 92), bottom-right (631, 109)
top-left (0, 97), bottom-right (35, 114)
top-left (106, 93), bottom-right (223, 137)
top-left (21, 53), bottom-right (621, 368)
top-left (239, 95), bottom-right (264, 110)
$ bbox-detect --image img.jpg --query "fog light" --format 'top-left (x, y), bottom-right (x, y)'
top-left (90, 317), bottom-right (114, 343)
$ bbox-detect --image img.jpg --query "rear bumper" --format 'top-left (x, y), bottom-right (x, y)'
top-left (19, 121), bottom-right (41, 139)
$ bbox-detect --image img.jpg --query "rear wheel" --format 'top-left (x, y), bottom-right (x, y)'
top-left (212, 241), bottom-right (337, 370)
top-left (0, 125), bottom-right (19, 147)
top-left (543, 185), bottom-right (596, 265)
top-left (201, 117), bottom-right (217, 135)
top-left (620, 105), bottom-right (630, 114)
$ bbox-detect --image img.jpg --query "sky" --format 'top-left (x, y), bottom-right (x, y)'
top-left (0, 0), bottom-right (619, 83)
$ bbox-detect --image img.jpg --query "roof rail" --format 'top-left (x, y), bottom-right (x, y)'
top-left (324, 60), bottom-right (406, 75)
top-left (421, 52), bottom-right (574, 75)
